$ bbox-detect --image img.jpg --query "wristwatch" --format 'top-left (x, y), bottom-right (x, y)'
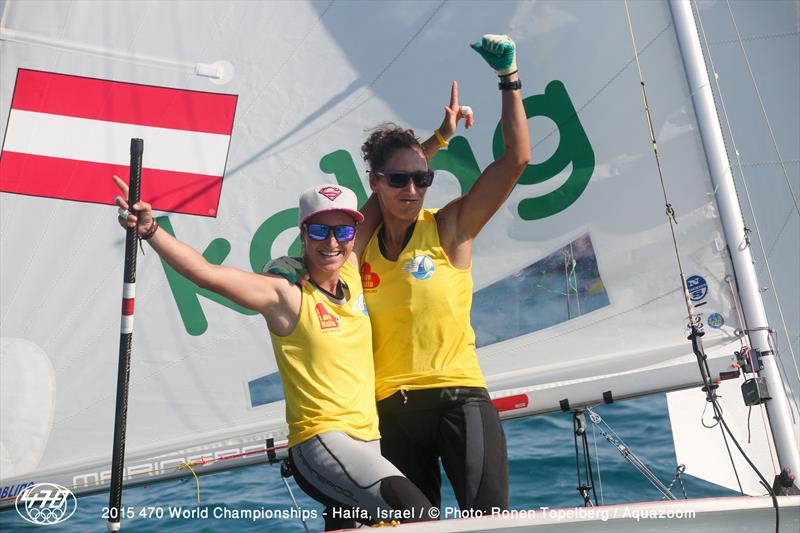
top-left (498, 79), bottom-right (522, 91)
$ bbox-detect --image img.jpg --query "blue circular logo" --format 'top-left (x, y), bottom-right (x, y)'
top-left (686, 275), bottom-right (708, 302)
top-left (708, 313), bottom-right (724, 329)
top-left (406, 255), bottom-right (435, 280)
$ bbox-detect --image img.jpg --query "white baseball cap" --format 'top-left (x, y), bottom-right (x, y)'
top-left (298, 184), bottom-right (364, 226)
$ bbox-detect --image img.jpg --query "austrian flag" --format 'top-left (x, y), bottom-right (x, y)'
top-left (0, 69), bottom-right (237, 216)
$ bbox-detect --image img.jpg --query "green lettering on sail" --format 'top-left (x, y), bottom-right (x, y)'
top-left (492, 80), bottom-right (594, 220)
top-left (249, 150), bottom-right (366, 274)
top-left (430, 136), bottom-right (482, 194)
top-left (157, 216), bottom-right (257, 337)
top-left (320, 149), bottom-right (368, 205)
top-left (163, 81), bottom-right (595, 335)
top-left (249, 208), bottom-right (302, 273)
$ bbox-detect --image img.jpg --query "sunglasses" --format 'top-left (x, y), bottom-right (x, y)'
top-left (305, 223), bottom-right (357, 242)
top-left (372, 170), bottom-right (435, 188)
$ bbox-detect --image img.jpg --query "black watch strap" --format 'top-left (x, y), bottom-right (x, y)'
top-left (498, 78), bottom-right (522, 91)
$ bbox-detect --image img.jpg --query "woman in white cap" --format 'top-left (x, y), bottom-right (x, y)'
top-left (113, 178), bottom-right (432, 530)
top-left (267, 34), bottom-right (529, 515)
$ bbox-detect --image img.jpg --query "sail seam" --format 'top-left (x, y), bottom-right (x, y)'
top-left (708, 30), bottom-right (800, 45)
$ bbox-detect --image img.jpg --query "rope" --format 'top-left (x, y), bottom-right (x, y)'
top-left (665, 464), bottom-right (688, 499)
top-left (693, 0), bottom-right (800, 395)
top-left (713, 405), bottom-right (746, 495)
top-left (571, 411), bottom-right (598, 507)
top-left (177, 461), bottom-right (202, 503)
top-left (623, 0), bottom-right (697, 327)
top-left (0, 441), bottom-right (291, 506)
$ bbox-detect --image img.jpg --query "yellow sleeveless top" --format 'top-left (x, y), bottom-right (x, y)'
top-left (361, 208), bottom-right (487, 401)
top-left (270, 260), bottom-right (379, 447)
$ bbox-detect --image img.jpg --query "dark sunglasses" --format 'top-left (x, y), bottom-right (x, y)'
top-left (305, 223), bottom-right (356, 242)
top-left (372, 170), bottom-right (435, 188)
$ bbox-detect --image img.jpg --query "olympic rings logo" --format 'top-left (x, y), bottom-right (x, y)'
top-left (15, 483), bottom-right (78, 525)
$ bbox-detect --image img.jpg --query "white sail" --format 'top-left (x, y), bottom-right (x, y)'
top-left (665, 0), bottom-right (800, 496)
top-left (0, 0), bottom-right (793, 510)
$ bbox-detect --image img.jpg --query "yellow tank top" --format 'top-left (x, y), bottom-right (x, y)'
top-left (270, 260), bottom-right (379, 447)
top-left (361, 208), bottom-right (487, 401)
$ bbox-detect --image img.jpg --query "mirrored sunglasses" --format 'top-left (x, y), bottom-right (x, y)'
top-left (372, 170), bottom-right (435, 188)
top-left (305, 223), bottom-right (356, 242)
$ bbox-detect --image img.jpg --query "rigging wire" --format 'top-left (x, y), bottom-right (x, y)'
top-left (724, 0), bottom-right (800, 218)
top-left (712, 397), bottom-right (747, 495)
top-left (625, 2), bottom-right (781, 530)
top-left (622, 0), bottom-right (697, 326)
top-left (280, 461), bottom-right (311, 533)
top-left (693, 0), bottom-right (800, 391)
top-left (586, 408), bottom-right (676, 500)
top-left (590, 417), bottom-right (605, 505)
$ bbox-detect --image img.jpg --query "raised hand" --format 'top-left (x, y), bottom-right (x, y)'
top-left (470, 34), bottom-right (517, 76)
top-left (438, 81), bottom-right (475, 139)
top-left (113, 175), bottom-right (155, 236)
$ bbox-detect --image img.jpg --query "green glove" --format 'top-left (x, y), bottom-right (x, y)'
top-left (470, 34), bottom-right (517, 76)
top-left (263, 255), bottom-right (304, 284)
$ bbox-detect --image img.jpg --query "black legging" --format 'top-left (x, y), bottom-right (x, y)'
top-left (377, 386), bottom-right (509, 511)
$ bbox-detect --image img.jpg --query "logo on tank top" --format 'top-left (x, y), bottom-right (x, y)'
top-left (314, 303), bottom-right (339, 329)
top-left (402, 254), bottom-right (435, 280)
top-left (360, 262), bottom-right (381, 289)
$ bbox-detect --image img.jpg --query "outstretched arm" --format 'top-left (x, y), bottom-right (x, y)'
top-left (112, 176), bottom-right (287, 314)
top-left (439, 35), bottom-right (530, 244)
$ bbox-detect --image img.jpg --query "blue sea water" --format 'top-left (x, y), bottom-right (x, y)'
top-left (2, 394), bottom-right (737, 532)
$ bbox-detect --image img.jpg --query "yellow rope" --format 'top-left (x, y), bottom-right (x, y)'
top-left (371, 520), bottom-right (400, 528)
top-left (177, 460), bottom-right (202, 503)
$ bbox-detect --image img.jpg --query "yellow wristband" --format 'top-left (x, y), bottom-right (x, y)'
top-left (434, 129), bottom-right (449, 148)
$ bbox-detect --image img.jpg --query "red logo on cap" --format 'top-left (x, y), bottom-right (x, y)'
top-left (318, 186), bottom-right (342, 201)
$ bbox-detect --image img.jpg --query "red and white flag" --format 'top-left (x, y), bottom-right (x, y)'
top-left (0, 69), bottom-right (237, 216)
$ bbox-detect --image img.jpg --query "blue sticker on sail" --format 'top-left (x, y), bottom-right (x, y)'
top-left (686, 275), bottom-right (708, 301)
top-left (708, 313), bottom-right (724, 328)
top-left (403, 255), bottom-right (435, 280)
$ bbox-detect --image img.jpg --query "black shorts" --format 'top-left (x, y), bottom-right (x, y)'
top-left (377, 386), bottom-right (508, 511)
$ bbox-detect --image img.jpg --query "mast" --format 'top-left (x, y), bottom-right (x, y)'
top-left (669, 0), bottom-right (800, 481)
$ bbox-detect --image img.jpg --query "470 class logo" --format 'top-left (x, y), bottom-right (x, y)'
top-left (15, 483), bottom-right (78, 525)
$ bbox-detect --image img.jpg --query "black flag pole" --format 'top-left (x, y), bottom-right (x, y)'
top-left (107, 138), bottom-right (143, 532)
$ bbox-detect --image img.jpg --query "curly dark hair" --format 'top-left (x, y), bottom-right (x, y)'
top-left (361, 123), bottom-right (423, 171)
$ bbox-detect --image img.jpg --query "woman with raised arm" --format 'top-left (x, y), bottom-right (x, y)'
top-left (112, 179), bottom-right (432, 531)
top-left (357, 34), bottom-right (530, 513)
